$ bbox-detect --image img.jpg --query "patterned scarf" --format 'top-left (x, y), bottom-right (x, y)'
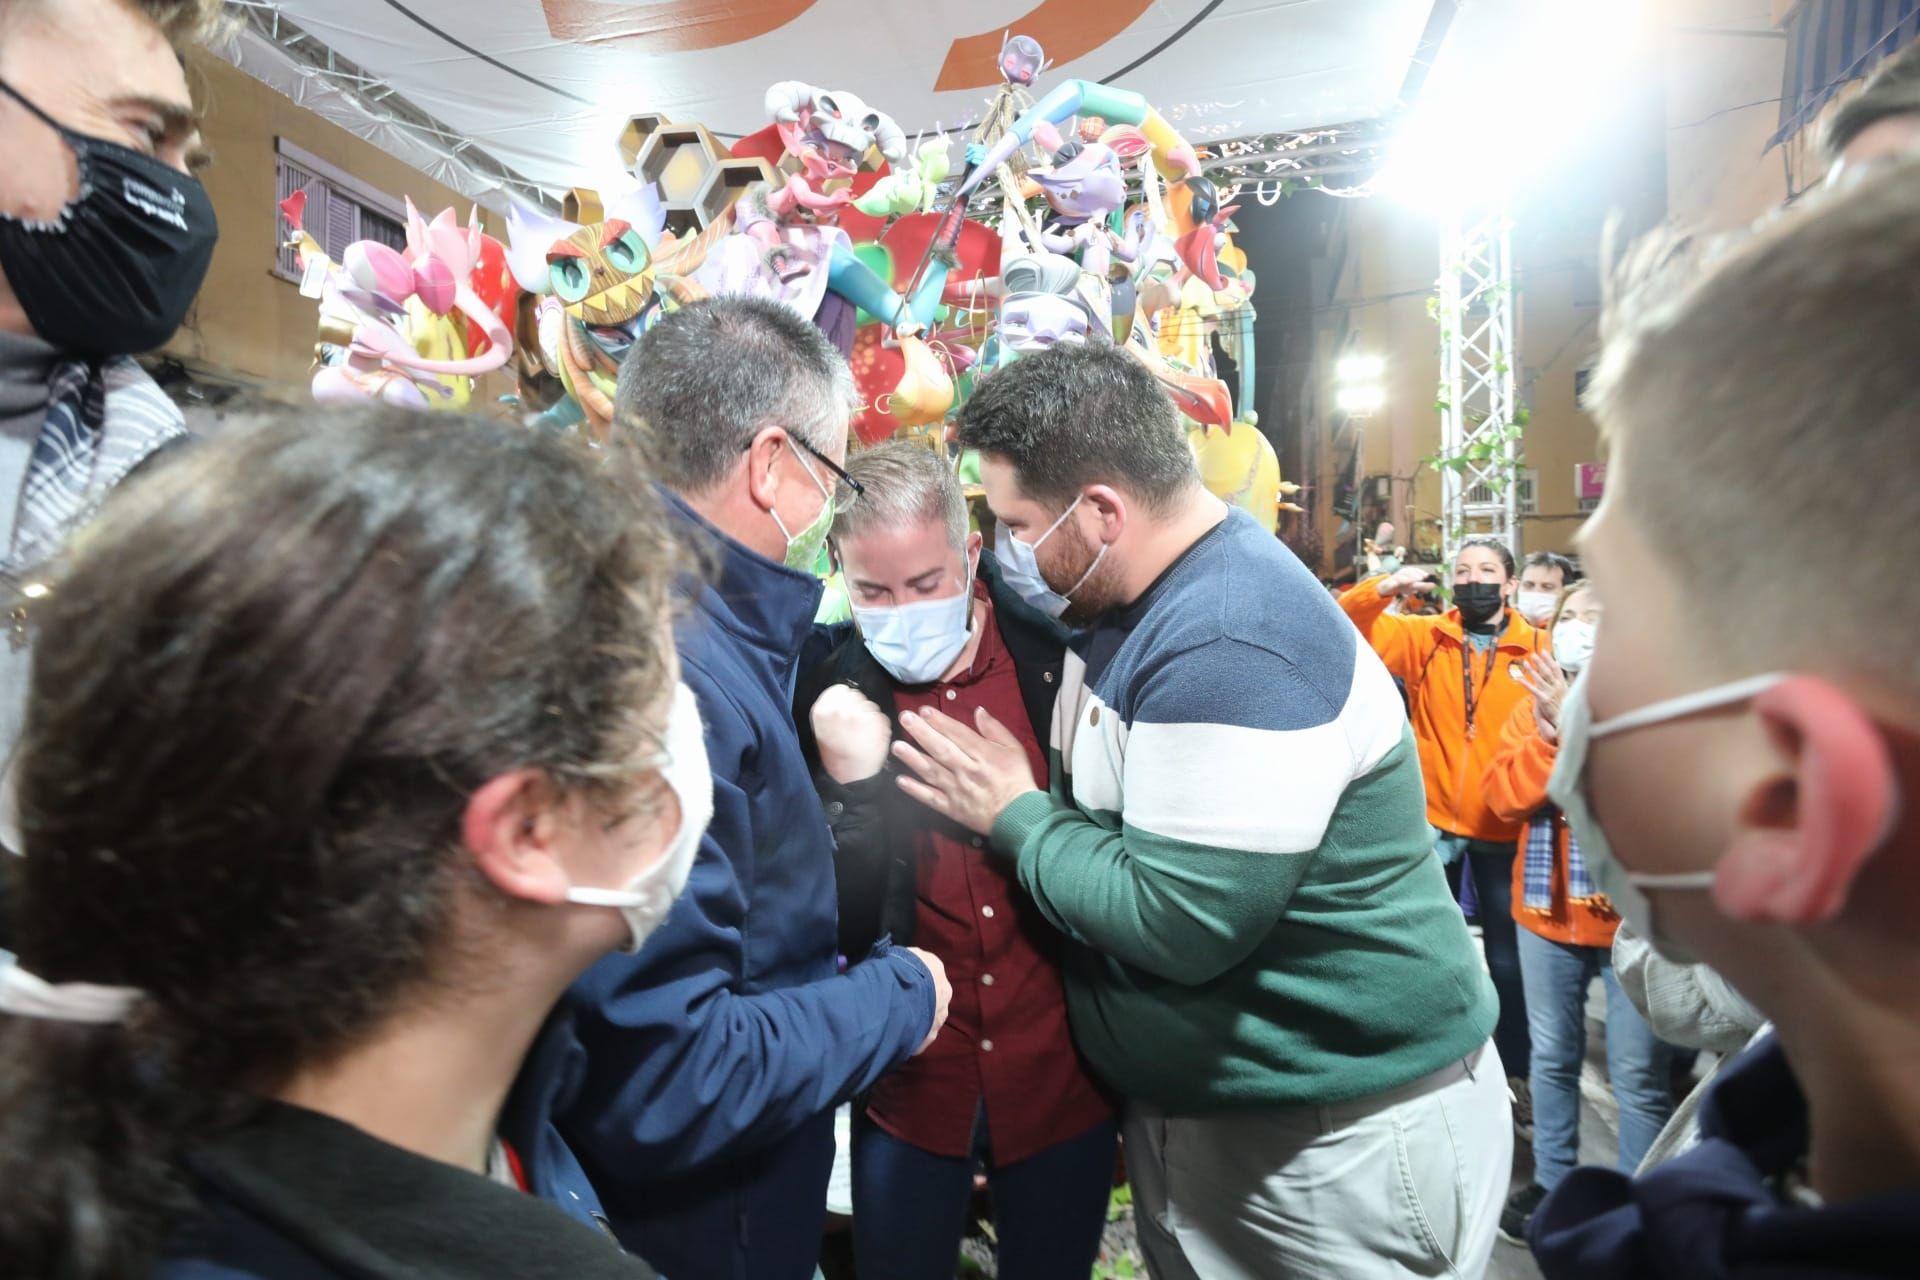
top-left (4, 356), bottom-right (184, 577)
top-left (1521, 807), bottom-right (1602, 912)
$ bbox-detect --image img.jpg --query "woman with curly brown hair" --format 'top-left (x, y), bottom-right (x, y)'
top-left (0, 408), bottom-right (704, 1280)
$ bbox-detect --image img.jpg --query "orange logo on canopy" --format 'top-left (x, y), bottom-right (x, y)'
top-left (541, 0), bottom-right (819, 51)
top-left (935, 0), bottom-right (1155, 91)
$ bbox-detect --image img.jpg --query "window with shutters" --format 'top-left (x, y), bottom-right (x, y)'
top-left (1463, 467), bottom-right (1539, 515)
top-left (273, 138), bottom-right (408, 283)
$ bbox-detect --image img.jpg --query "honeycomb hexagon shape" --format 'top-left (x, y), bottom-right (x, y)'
top-left (695, 156), bottom-right (777, 230)
top-left (619, 113), bottom-right (670, 170)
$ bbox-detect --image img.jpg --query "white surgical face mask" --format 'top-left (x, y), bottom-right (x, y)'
top-left (853, 560), bottom-right (976, 685)
top-left (1547, 668), bottom-right (1785, 962)
top-left (565, 681), bottom-right (714, 953)
top-left (995, 497), bottom-right (1106, 620)
top-left (1517, 590), bottom-right (1559, 626)
top-left (1552, 618), bottom-right (1596, 672)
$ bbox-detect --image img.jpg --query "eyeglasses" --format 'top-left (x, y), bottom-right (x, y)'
top-left (743, 431), bottom-right (864, 514)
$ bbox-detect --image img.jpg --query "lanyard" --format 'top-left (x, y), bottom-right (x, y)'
top-left (1461, 638), bottom-right (1499, 739)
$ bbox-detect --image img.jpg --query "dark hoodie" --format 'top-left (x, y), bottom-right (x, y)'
top-left (1531, 1033), bottom-right (1917, 1278)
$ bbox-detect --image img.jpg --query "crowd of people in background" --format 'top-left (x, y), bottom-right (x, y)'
top-left (3, 3), bottom-right (1920, 1280)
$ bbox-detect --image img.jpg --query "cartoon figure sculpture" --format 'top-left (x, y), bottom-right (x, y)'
top-left (991, 252), bottom-right (1096, 359)
top-left (1028, 139), bottom-right (1138, 286)
top-left (710, 80), bottom-right (955, 347)
top-left (280, 192), bottom-right (518, 411)
top-left (972, 33), bottom-right (1050, 182)
top-left (743, 81), bottom-right (907, 279)
top-left (505, 182), bottom-right (732, 438)
top-left (959, 80), bottom-right (1199, 199)
top-left (853, 134), bottom-right (952, 220)
top-left (953, 78), bottom-right (1239, 301)
top-left (1191, 412), bottom-right (1283, 534)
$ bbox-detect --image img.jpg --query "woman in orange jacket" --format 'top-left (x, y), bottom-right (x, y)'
top-left (1484, 582), bottom-right (1674, 1243)
top-left (1341, 536), bottom-right (1547, 1090)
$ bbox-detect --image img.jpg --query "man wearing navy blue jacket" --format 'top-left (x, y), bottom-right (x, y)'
top-left (534, 297), bottom-right (950, 1280)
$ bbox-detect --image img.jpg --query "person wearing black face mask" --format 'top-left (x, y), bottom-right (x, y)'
top-left (1341, 534), bottom-right (1548, 1140)
top-left (0, 0), bottom-right (220, 883)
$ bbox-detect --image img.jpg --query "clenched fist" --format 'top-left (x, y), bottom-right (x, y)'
top-left (903, 946), bottom-right (952, 1056)
top-left (810, 683), bottom-right (893, 784)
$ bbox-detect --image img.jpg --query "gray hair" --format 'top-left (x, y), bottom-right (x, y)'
top-left (614, 296), bottom-right (857, 494)
top-left (831, 439), bottom-right (967, 554)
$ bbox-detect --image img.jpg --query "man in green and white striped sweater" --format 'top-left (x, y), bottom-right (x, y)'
top-left (893, 343), bottom-right (1510, 1279)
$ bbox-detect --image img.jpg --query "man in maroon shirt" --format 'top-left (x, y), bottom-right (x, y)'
top-left (797, 440), bottom-right (1116, 1280)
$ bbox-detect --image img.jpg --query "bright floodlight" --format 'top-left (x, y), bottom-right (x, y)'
top-left (1336, 354), bottom-right (1386, 384)
top-left (1336, 385), bottom-right (1386, 415)
top-left (1376, 0), bottom-right (1651, 212)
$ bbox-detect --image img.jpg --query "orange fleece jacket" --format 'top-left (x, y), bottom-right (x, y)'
top-left (1340, 576), bottom-right (1545, 842)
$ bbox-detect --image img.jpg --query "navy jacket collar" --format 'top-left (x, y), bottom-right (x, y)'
top-left (664, 487), bottom-right (822, 661)
top-left (173, 1099), bottom-right (644, 1279)
top-left (1532, 1034), bottom-right (1920, 1279)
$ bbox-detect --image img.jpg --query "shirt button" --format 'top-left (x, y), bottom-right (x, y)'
top-left (1043, 671), bottom-right (1055, 684)
top-left (981, 973), bottom-right (995, 987)
top-left (1089, 706), bottom-right (1101, 726)
top-left (945, 689), bottom-right (958, 701)
top-left (981, 905), bottom-right (995, 919)
top-left (981, 1039), bottom-right (995, 1052)
top-left (825, 801), bottom-right (844, 818)
top-left (970, 836), bottom-right (984, 849)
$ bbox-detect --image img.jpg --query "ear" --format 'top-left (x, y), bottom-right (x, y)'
top-left (462, 770), bottom-right (576, 906)
top-left (743, 426), bottom-right (787, 514)
top-left (965, 528), bottom-right (984, 575)
top-left (1713, 676), bottom-right (1898, 925)
top-left (1080, 484), bottom-right (1128, 544)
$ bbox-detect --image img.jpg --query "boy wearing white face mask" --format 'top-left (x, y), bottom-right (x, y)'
top-left (797, 441), bottom-right (1117, 1280)
top-left (1523, 164), bottom-right (1920, 1278)
top-left (1484, 584), bottom-right (1674, 1244)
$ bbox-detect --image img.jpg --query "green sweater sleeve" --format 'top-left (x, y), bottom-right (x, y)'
top-left (993, 785), bottom-right (1311, 987)
top-left (991, 634), bottom-right (1369, 987)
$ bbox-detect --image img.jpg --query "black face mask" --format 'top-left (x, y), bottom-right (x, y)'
top-left (0, 79), bottom-right (218, 357)
top-left (1453, 581), bottom-right (1507, 629)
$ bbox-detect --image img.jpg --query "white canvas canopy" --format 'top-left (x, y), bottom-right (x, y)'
top-left (227, 0), bottom-right (1439, 205)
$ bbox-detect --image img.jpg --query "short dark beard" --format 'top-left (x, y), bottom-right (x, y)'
top-left (1053, 519), bottom-right (1115, 627)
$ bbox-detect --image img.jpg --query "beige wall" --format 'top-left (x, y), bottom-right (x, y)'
top-left (161, 53), bottom-right (512, 404)
top-left (1333, 199), bottom-right (1447, 561)
top-left (1303, 18), bottom-right (1682, 570)
top-left (1663, 0), bottom-right (1797, 233)
top-left (1312, 171), bottom-right (1659, 564)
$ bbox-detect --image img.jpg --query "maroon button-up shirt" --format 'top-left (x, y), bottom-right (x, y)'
top-left (867, 587), bottom-right (1115, 1164)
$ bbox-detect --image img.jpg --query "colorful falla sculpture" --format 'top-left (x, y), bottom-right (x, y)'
top-left (279, 193), bottom-right (519, 411)
top-left (275, 32), bottom-right (1270, 525)
top-left (504, 183), bottom-right (733, 439)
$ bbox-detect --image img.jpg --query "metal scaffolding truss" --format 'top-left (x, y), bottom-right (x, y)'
top-left (1437, 202), bottom-right (1518, 560)
top-left (221, 0), bottom-right (556, 210)
top-left (957, 116), bottom-right (1395, 217)
top-left (1199, 117), bottom-right (1395, 193)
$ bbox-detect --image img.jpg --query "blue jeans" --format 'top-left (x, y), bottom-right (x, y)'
top-left (851, 1109), bottom-right (1116, 1280)
top-left (1461, 837), bottom-right (1530, 1079)
top-left (1517, 927), bottom-right (1675, 1188)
